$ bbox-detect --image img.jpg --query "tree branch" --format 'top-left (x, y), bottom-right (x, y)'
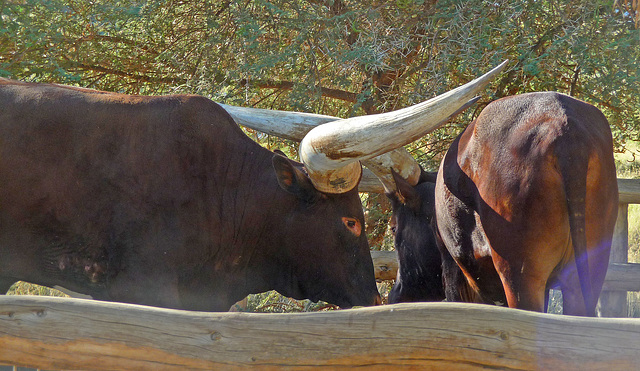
top-left (570, 65), bottom-right (580, 96)
top-left (240, 79), bottom-right (359, 103)
top-left (64, 61), bottom-right (186, 85)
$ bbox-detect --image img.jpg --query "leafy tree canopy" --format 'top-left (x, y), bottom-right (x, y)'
top-left (1, 0), bottom-right (638, 164)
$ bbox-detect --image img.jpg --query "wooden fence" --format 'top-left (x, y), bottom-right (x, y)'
top-left (598, 178), bottom-right (640, 316)
top-left (1, 296), bottom-right (640, 370)
top-left (370, 178), bottom-right (640, 317)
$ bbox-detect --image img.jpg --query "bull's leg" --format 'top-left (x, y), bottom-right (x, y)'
top-left (585, 245), bottom-right (610, 316)
top-left (435, 192), bottom-right (504, 304)
top-left (440, 248), bottom-right (466, 302)
top-left (558, 263), bottom-right (590, 316)
top-left (460, 254), bottom-right (507, 306)
top-left (558, 259), bottom-right (604, 317)
top-left (492, 253), bottom-right (548, 312)
top-left (561, 288), bottom-right (588, 315)
top-left (440, 228), bottom-right (507, 305)
top-left (500, 273), bottom-right (547, 312)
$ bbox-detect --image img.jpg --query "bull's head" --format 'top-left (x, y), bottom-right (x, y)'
top-left (220, 60), bottom-right (507, 306)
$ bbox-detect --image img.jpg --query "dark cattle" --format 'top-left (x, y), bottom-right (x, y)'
top-left (0, 78), bottom-right (381, 311)
top-left (387, 170), bottom-right (475, 305)
top-left (384, 97), bottom-right (486, 305)
top-left (391, 92), bottom-right (618, 316)
top-left (387, 170), bottom-right (444, 303)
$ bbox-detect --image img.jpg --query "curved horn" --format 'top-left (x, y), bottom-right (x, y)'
top-left (299, 60), bottom-right (508, 193)
top-left (221, 98), bottom-right (478, 193)
top-left (219, 102), bottom-right (416, 193)
top-left (363, 95), bottom-right (482, 193)
top-left (218, 103), bottom-right (335, 141)
top-left (219, 102), bottom-right (394, 193)
top-left (361, 150), bottom-right (421, 193)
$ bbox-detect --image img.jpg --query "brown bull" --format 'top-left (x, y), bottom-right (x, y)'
top-left (435, 91), bottom-right (618, 316)
top-left (0, 78), bottom-right (381, 311)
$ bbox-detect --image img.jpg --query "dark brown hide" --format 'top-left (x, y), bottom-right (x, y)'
top-left (435, 92), bottom-right (618, 316)
top-left (0, 78), bottom-right (380, 311)
top-left (387, 170), bottom-right (445, 304)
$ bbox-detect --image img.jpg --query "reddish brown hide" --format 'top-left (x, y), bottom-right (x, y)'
top-left (435, 92), bottom-right (618, 316)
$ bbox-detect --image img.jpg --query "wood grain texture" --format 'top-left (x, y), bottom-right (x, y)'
top-left (1, 296), bottom-right (639, 370)
top-left (617, 178), bottom-right (640, 204)
top-left (601, 262), bottom-right (640, 291)
top-left (371, 250), bottom-right (398, 281)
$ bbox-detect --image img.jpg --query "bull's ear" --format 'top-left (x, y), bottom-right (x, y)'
top-left (273, 149), bottom-right (287, 157)
top-left (391, 169), bottom-right (421, 211)
top-left (272, 154), bottom-right (320, 203)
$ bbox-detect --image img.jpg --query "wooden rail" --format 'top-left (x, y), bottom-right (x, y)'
top-left (1, 296), bottom-right (639, 370)
top-left (616, 178), bottom-right (640, 204)
top-left (598, 179), bottom-right (640, 317)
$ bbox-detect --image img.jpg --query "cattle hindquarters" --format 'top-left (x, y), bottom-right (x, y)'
top-left (435, 92), bottom-right (618, 316)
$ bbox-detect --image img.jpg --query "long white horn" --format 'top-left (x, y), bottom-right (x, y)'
top-left (221, 104), bottom-right (423, 193)
top-left (363, 95), bottom-right (482, 193)
top-left (220, 102), bottom-right (413, 193)
top-left (299, 60), bottom-right (508, 193)
top-left (218, 104), bottom-right (335, 141)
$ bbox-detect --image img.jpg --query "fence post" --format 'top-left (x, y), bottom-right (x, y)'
top-left (597, 203), bottom-right (629, 317)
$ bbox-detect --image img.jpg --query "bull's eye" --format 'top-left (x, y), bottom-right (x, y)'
top-left (342, 217), bottom-right (361, 237)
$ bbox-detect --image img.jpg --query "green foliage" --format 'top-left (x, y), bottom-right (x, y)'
top-left (2, 1), bottom-right (637, 153)
top-left (7, 281), bottom-right (68, 297)
top-left (233, 291), bottom-right (339, 313)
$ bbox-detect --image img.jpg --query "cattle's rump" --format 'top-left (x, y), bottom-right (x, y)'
top-left (436, 92), bottom-right (618, 316)
top-left (386, 91), bottom-right (617, 316)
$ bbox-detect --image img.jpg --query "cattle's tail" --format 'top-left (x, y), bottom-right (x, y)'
top-left (557, 146), bottom-right (595, 316)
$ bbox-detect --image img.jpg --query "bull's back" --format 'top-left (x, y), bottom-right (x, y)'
top-left (0, 80), bottom-right (245, 294)
top-left (0, 80), bottom-right (236, 217)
